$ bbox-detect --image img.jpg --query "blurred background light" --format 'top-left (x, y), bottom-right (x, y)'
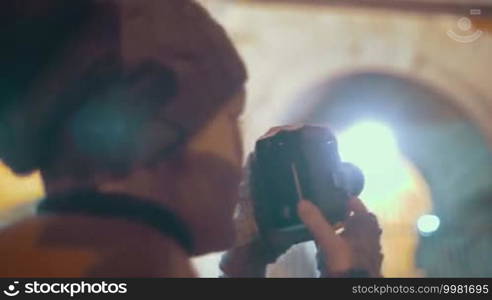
top-left (337, 120), bottom-right (399, 171)
top-left (336, 120), bottom-right (414, 215)
top-left (417, 214), bottom-right (440, 236)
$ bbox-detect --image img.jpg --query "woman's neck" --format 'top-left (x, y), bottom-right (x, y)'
top-left (42, 173), bottom-right (95, 197)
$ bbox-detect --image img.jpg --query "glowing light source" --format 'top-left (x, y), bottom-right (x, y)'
top-left (417, 214), bottom-right (440, 235)
top-left (336, 121), bottom-right (412, 217)
top-left (337, 121), bottom-right (399, 170)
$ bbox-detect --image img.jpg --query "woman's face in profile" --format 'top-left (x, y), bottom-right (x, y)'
top-left (168, 90), bottom-right (246, 254)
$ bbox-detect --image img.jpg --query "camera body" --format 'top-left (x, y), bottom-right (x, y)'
top-left (250, 125), bottom-right (364, 234)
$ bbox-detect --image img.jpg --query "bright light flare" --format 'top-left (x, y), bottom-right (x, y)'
top-left (337, 121), bottom-right (399, 170)
top-left (337, 121), bottom-right (413, 217)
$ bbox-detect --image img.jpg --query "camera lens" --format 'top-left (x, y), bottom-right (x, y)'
top-left (340, 162), bottom-right (365, 197)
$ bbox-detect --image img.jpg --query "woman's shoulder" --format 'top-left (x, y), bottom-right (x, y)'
top-left (0, 215), bottom-right (197, 277)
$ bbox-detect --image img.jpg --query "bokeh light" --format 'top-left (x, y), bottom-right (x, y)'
top-left (417, 214), bottom-right (440, 236)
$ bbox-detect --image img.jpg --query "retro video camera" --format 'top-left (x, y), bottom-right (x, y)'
top-left (250, 125), bottom-right (364, 236)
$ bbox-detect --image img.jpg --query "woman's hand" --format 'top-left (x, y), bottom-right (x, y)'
top-left (220, 150), bottom-right (304, 277)
top-left (298, 197), bottom-right (383, 277)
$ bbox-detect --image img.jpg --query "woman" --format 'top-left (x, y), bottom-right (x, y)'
top-left (0, 0), bottom-right (382, 277)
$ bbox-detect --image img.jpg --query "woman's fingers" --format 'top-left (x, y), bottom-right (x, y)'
top-left (342, 198), bottom-right (383, 277)
top-left (348, 197), bottom-right (368, 215)
top-left (298, 200), bottom-right (336, 245)
top-left (347, 197), bottom-right (381, 235)
top-left (298, 200), bottom-right (352, 273)
top-left (300, 197), bottom-right (383, 277)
